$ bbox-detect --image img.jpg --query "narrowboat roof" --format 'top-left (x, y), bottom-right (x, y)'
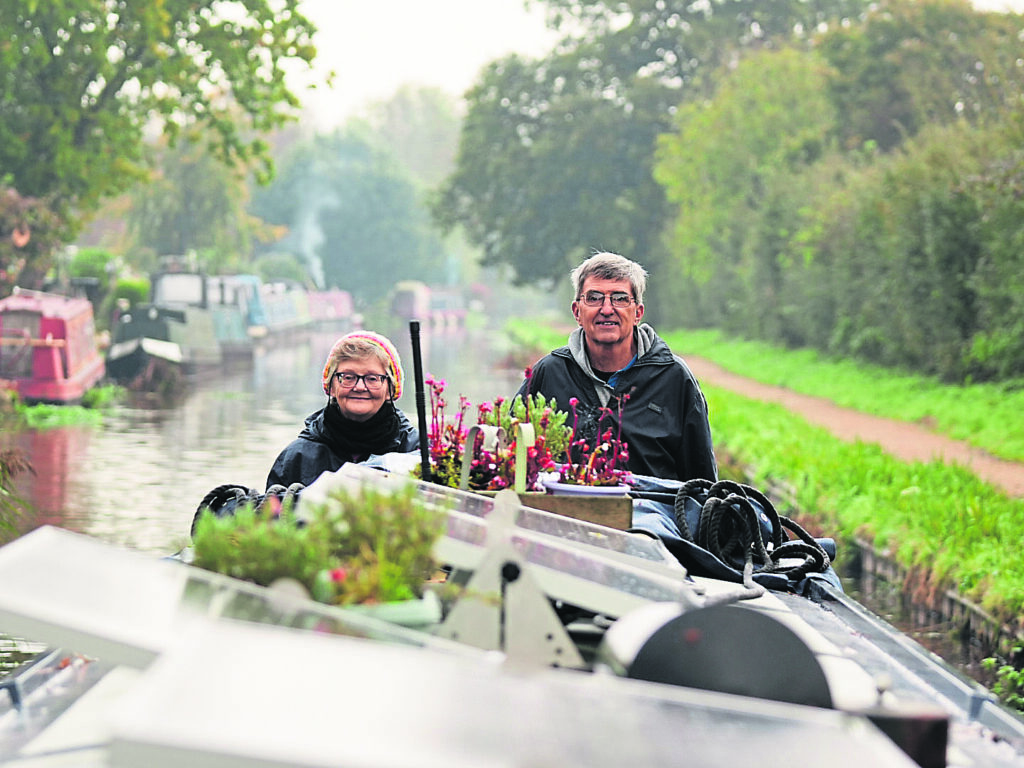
top-left (0, 289), bottom-right (94, 321)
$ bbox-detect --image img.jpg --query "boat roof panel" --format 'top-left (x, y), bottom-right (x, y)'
top-left (0, 290), bottom-right (92, 321)
top-left (107, 618), bottom-right (922, 768)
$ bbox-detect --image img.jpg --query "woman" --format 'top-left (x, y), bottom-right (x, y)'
top-left (266, 331), bottom-right (419, 488)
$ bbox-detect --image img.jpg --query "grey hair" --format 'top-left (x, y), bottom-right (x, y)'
top-left (570, 252), bottom-right (648, 305)
top-left (324, 337), bottom-right (397, 395)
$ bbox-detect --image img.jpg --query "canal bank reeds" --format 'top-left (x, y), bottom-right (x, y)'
top-left (658, 328), bottom-right (1024, 627)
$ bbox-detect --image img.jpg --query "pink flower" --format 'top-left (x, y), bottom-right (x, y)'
top-left (559, 395), bottom-right (633, 487)
top-left (423, 379), bottom-right (570, 491)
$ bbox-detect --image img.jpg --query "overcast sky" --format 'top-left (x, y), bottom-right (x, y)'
top-left (295, 0), bottom-right (1024, 129)
top-left (296, 0), bottom-right (558, 128)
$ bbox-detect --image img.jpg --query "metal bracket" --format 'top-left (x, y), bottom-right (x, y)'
top-left (458, 422), bottom-right (536, 494)
top-left (436, 490), bottom-right (585, 669)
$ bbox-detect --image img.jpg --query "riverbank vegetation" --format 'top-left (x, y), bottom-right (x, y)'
top-left (0, 449), bottom-right (32, 542)
top-left (505, 318), bottom-right (1024, 627)
top-left (1, 3), bottom-right (318, 294)
top-left (704, 386), bottom-right (1023, 620)
top-left (0, 385), bottom-right (124, 431)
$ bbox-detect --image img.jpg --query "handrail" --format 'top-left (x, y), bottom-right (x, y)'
top-left (0, 335), bottom-right (66, 347)
top-left (459, 424), bottom-right (506, 492)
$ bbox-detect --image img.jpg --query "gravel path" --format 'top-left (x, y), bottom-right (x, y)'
top-left (685, 356), bottom-right (1024, 498)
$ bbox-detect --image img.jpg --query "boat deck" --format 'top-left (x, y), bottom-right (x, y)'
top-left (1, 466), bottom-right (1023, 767)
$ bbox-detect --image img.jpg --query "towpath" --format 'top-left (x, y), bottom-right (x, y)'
top-left (685, 356), bottom-right (1024, 498)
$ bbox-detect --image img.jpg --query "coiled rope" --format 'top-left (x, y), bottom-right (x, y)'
top-left (673, 479), bottom-right (830, 583)
top-left (190, 482), bottom-right (304, 538)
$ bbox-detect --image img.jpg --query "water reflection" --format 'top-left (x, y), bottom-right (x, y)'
top-left (2, 326), bottom-right (524, 555)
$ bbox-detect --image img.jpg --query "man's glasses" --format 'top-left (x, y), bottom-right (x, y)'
top-left (334, 372), bottom-right (388, 390)
top-left (580, 290), bottom-right (635, 308)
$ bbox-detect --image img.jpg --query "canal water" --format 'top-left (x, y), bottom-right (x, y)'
top-left (839, 555), bottom-right (1001, 691)
top-left (1, 324), bottom-right (524, 554)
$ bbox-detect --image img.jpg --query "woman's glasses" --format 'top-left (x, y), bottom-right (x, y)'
top-left (334, 372), bottom-right (388, 390)
top-left (580, 290), bottom-right (635, 308)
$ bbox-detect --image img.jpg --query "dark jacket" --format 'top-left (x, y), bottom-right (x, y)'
top-left (516, 324), bottom-right (717, 483)
top-left (266, 401), bottom-right (419, 489)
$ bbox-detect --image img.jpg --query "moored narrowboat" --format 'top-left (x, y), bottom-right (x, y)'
top-left (306, 287), bottom-right (355, 330)
top-left (227, 275), bottom-right (313, 340)
top-left (0, 288), bottom-right (105, 404)
top-left (106, 270), bottom-right (231, 387)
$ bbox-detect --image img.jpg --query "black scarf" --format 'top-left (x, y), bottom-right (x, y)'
top-left (322, 398), bottom-right (402, 463)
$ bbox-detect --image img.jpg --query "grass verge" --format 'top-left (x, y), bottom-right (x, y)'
top-left (663, 328), bottom-right (1024, 464)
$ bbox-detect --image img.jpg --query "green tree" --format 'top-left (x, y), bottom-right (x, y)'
top-left (819, 0), bottom-right (1024, 151)
top-left (252, 128), bottom-right (447, 303)
top-left (361, 86), bottom-right (461, 188)
top-left (964, 122), bottom-right (1024, 380)
top-left (0, 188), bottom-right (65, 294)
top-left (643, 0), bottom-right (1024, 381)
top-left (315, 132), bottom-right (447, 305)
top-left (0, 0), bottom-right (318, 292)
top-left (538, 0), bottom-right (870, 96)
top-left (433, 0), bottom-right (872, 302)
top-left (815, 121), bottom-right (1019, 381)
top-left (434, 54), bottom-right (670, 289)
top-left (125, 138), bottom-right (271, 272)
top-left (654, 48), bottom-right (836, 332)
top-left (67, 247), bottom-right (116, 283)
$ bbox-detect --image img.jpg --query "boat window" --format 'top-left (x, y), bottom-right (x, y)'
top-left (153, 274), bottom-right (204, 305)
top-left (0, 310), bottom-right (38, 379)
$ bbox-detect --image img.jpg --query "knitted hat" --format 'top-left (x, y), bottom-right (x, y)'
top-left (322, 331), bottom-right (404, 399)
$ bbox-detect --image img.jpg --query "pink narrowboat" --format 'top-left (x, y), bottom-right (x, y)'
top-left (0, 288), bottom-right (106, 404)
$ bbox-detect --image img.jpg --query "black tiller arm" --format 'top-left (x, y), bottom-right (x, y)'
top-left (409, 320), bottom-right (431, 482)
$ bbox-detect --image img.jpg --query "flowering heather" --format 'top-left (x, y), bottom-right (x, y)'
top-left (419, 369), bottom-right (631, 490)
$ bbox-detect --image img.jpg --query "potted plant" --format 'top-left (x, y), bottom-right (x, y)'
top-left (190, 481), bottom-right (447, 624)
top-left (420, 373), bottom-right (573, 492)
top-left (543, 395), bottom-right (633, 495)
top-left (415, 370), bottom-right (630, 499)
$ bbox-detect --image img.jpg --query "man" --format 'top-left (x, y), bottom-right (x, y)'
top-left (516, 252), bottom-right (717, 483)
